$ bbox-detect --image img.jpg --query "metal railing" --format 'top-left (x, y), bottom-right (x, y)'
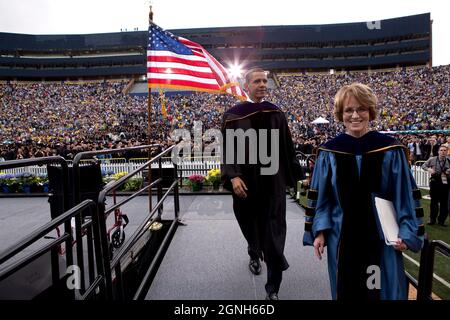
top-left (414, 238), bottom-right (450, 300)
top-left (0, 156), bottom-right (108, 299)
top-left (0, 156), bottom-right (69, 204)
top-left (0, 200), bottom-right (103, 299)
top-left (0, 155), bottom-right (109, 299)
top-left (0, 152), bottom-right (432, 190)
top-left (411, 163), bottom-right (430, 189)
top-left (0, 156), bottom-right (71, 293)
top-left (73, 144), bottom-right (180, 300)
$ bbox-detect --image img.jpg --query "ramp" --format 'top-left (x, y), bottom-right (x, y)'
top-left (145, 195), bottom-right (331, 300)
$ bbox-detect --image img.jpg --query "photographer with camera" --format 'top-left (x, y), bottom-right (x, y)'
top-left (422, 145), bottom-right (450, 226)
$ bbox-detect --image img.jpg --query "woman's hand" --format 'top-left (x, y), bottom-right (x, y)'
top-left (313, 232), bottom-right (325, 260)
top-left (393, 238), bottom-right (408, 252)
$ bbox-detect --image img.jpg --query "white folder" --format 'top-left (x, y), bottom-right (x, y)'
top-left (374, 197), bottom-right (399, 246)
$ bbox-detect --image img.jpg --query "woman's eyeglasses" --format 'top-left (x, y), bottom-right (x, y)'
top-left (343, 107), bottom-right (369, 115)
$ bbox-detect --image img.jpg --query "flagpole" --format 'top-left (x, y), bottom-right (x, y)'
top-left (147, 5), bottom-right (153, 214)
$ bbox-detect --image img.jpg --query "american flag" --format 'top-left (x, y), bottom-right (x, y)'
top-left (147, 23), bottom-right (247, 100)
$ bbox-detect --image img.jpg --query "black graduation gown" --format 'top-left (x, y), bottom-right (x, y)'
top-left (221, 101), bottom-right (304, 271)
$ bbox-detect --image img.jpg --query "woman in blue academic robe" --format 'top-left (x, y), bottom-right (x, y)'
top-left (303, 83), bottom-right (424, 300)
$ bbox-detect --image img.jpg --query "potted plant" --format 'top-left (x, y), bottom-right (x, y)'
top-left (188, 174), bottom-right (205, 192)
top-left (6, 174), bottom-right (22, 193)
top-left (0, 173), bottom-right (12, 193)
top-left (124, 177), bottom-right (143, 191)
top-left (20, 172), bottom-right (39, 193)
top-left (38, 174), bottom-right (49, 193)
top-left (107, 171), bottom-right (128, 191)
top-left (206, 168), bottom-right (221, 190)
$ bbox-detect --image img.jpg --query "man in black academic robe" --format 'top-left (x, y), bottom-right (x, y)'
top-left (221, 68), bottom-right (304, 300)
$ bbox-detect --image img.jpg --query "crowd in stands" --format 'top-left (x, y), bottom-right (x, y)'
top-left (0, 65), bottom-right (449, 161)
top-left (270, 65), bottom-right (449, 154)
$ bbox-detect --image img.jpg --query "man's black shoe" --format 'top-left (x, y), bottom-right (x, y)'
top-left (249, 259), bottom-right (261, 275)
top-left (438, 222), bottom-right (448, 227)
top-left (427, 220), bottom-right (436, 225)
top-left (265, 292), bottom-right (279, 300)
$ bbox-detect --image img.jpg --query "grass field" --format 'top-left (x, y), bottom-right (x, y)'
top-left (296, 187), bottom-right (450, 300)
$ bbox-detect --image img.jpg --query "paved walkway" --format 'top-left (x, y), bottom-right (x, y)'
top-left (145, 195), bottom-right (331, 300)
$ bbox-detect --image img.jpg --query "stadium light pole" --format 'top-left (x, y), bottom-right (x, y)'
top-left (147, 5), bottom-right (154, 214)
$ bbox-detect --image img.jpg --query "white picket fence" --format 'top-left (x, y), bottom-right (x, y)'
top-left (410, 166), bottom-right (430, 189)
top-left (0, 159), bottom-right (430, 188)
top-left (0, 158), bottom-right (223, 180)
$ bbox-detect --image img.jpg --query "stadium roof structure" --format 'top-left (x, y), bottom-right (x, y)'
top-left (0, 13), bottom-right (431, 80)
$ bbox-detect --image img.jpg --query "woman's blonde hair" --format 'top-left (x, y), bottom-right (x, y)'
top-left (333, 83), bottom-right (377, 122)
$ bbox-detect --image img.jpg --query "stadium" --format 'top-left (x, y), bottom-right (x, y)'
top-left (0, 10), bottom-right (449, 305)
top-left (0, 13), bottom-right (433, 78)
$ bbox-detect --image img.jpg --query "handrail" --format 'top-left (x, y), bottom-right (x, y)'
top-left (405, 271), bottom-right (419, 291)
top-left (0, 200), bottom-right (91, 265)
top-left (104, 146), bottom-right (179, 300)
top-left (97, 145), bottom-right (175, 201)
top-left (104, 178), bottom-right (162, 216)
top-left (110, 180), bottom-right (178, 269)
top-left (417, 239), bottom-right (450, 300)
top-left (73, 145), bottom-right (160, 166)
top-left (0, 156), bottom-right (70, 285)
top-left (0, 235), bottom-right (71, 282)
top-left (0, 199), bottom-right (105, 299)
top-left (0, 156), bottom-right (66, 170)
top-left (73, 144), bottom-right (179, 299)
top-left (72, 144), bottom-right (161, 298)
top-left (404, 237), bottom-right (450, 301)
top-left (433, 240), bottom-right (450, 257)
top-left (80, 157), bottom-right (128, 163)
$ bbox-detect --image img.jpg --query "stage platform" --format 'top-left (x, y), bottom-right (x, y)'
top-left (0, 194), bottom-right (331, 300)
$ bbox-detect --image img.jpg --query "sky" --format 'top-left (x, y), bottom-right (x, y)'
top-left (0, 0), bottom-right (448, 66)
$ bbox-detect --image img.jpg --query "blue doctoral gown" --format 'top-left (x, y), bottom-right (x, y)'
top-left (303, 131), bottom-right (424, 300)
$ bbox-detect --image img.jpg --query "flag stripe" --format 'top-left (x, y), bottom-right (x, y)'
top-left (147, 50), bottom-right (207, 62)
top-left (147, 67), bottom-right (217, 80)
top-left (205, 50), bottom-right (232, 83)
top-left (203, 50), bottom-right (228, 87)
top-left (179, 37), bottom-right (203, 49)
top-left (149, 79), bottom-right (221, 90)
top-left (148, 73), bottom-right (219, 85)
top-left (149, 83), bottom-right (224, 94)
top-left (148, 55), bottom-right (210, 68)
top-left (147, 61), bottom-right (213, 74)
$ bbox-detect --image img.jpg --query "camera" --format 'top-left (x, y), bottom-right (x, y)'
top-left (430, 173), bottom-right (440, 183)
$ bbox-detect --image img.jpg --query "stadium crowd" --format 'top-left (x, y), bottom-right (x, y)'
top-left (0, 65), bottom-right (449, 161)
